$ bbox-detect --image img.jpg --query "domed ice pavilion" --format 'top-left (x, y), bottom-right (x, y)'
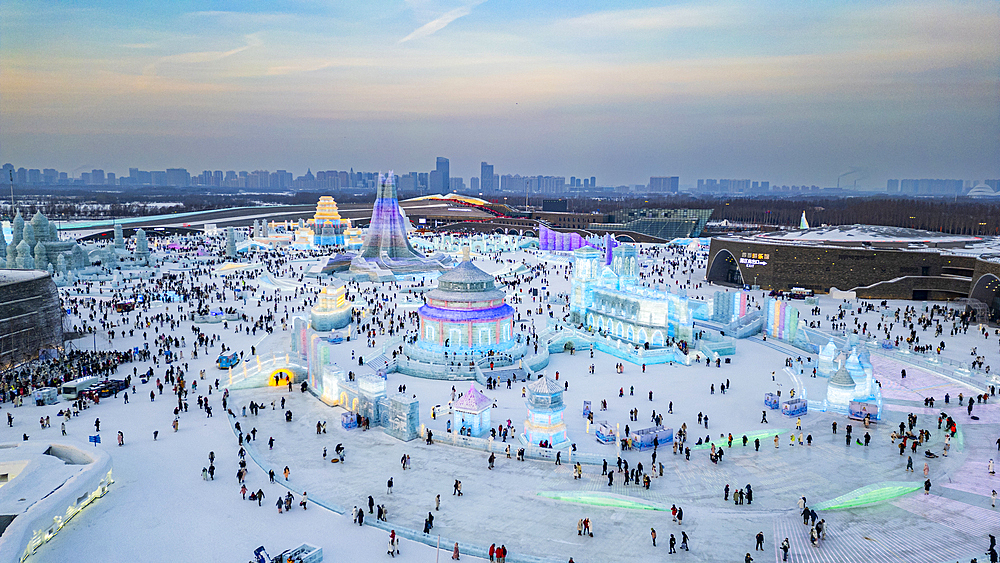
top-left (407, 248), bottom-right (518, 363)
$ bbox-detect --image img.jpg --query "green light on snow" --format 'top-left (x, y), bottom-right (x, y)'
top-left (812, 482), bottom-right (921, 511)
top-left (537, 491), bottom-right (666, 511)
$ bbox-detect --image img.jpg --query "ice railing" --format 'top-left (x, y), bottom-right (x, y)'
top-left (418, 425), bottom-right (609, 466)
top-left (798, 326), bottom-right (992, 392)
top-left (223, 352), bottom-right (309, 388)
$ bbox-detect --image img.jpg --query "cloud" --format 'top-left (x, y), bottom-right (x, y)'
top-left (156, 34), bottom-right (262, 65)
top-left (561, 4), bottom-right (730, 33)
top-left (399, 1), bottom-right (485, 44)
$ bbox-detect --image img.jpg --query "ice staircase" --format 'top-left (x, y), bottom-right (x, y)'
top-left (364, 353), bottom-right (393, 373)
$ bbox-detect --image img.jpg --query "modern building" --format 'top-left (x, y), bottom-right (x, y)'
top-left (435, 157), bottom-right (450, 194)
top-left (648, 176), bottom-right (679, 193)
top-left (588, 208), bottom-right (713, 240)
top-left (706, 225), bottom-right (1000, 320)
top-left (480, 162), bottom-right (494, 193)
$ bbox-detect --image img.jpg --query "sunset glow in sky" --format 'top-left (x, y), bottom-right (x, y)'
top-left (2, 0), bottom-right (998, 187)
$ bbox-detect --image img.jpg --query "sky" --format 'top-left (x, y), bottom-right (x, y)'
top-left (1, 0), bottom-right (998, 189)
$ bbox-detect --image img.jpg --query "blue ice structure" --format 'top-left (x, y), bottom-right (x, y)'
top-left (521, 375), bottom-right (569, 448)
top-left (452, 384), bottom-right (492, 437)
top-left (309, 285), bottom-right (353, 331)
top-left (289, 317), bottom-right (421, 441)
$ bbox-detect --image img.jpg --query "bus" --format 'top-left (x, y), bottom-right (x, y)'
top-left (60, 376), bottom-right (99, 400)
top-left (217, 352), bottom-right (240, 369)
top-left (115, 300), bottom-right (136, 313)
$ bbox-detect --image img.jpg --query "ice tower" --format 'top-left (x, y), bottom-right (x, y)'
top-left (521, 375), bottom-right (569, 448)
top-left (350, 172), bottom-right (451, 279)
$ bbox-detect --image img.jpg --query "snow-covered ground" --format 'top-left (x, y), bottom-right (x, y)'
top-left (8, 243), bottom-right (1000, 563)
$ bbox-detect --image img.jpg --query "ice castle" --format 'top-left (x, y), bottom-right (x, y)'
top-left (569, 243), bottom-right (694, 345)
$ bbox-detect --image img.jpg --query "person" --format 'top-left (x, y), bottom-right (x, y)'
top-left (436, 494), bottom-right (441, 510)
top-left (745, 554), bottom-right (753, 563)
top-left (651, 528), bottom-right (657, 546)
top-left (387, 477), bottom-right (394, 494)
top-left (680, 531), bottom-right (689, 551)
top-left (669, 533), bottom-right (677, 554)
top-left (924, 478), bottom-right (931, 495)
top-left (755, 531), bottom-right (764, 551)
top-left (761, 410), bottom-right (767, 423)
top-left (780, 538), bottom-right (790, 561)
top-left (452, 542), bottom-right (460, 560)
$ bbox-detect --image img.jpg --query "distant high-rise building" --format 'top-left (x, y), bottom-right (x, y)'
top-left (450, 177), bottom-right (465, 192)
top-left (481, 162), bottom-right (494, 193)
top-left (165, 168), bottom-right (190, 187)
top-left (887, 179), bottom-right (900, 192)
top-left (470, 177), bottom-right (479, 192)
top-left (91, 169), bottom-right (105, 185)
top-left (590, 176), bottom-right (596, 188)
top-left (417, 172), bottom-right (428, 192)
top-left (80, 172), bottom-right (91, 185)
top-left (16, 168), bottom-right (27, 185)
top-left (429, 171), bottom-right (441, 194)
top-left (398, 172), bottom-right (418, 192)
top-left (986, 180), bottom-right (1000, 191)
top-left (648, 176), bottom-right (679, 193)
top-left (27, 169), bottom-right (41, 184)
top-left (435, 157), bottom-right (449, 194)
top-left (899, 179), bottom-right (963, 196)
top-left (213, 170), bottom-right (223, 187)
top-left (106, 172), bottom-right (116, 185)
top-left (151, 171), bottom-right (167, 185)
top-left (42, 169), bottom-right (58, 184)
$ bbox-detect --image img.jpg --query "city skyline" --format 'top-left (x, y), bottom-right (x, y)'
top-left (1, 1), bottom-right (998, 188)
top-left (5, 160), bottom-right (997, 198)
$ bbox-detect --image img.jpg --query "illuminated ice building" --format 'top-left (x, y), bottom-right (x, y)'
top-left (309, 196), bottom-right (353, 246)
top-left (349, 172), bottom-right (452, 280)
top-left (400, 248), bottom-right (520, 373)
top-left (520, 375), bottom-right (569, 448)
top-left (569, 244), bottom-right (694, 345)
